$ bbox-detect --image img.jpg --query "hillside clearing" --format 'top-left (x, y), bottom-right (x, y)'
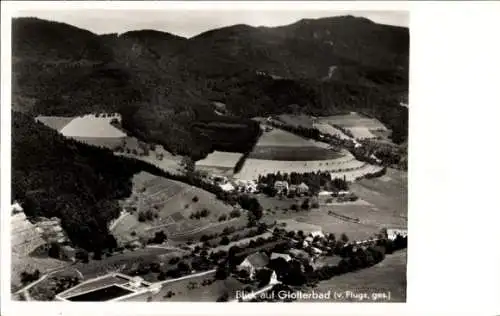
top-left (59, 114), bottom-right (126, 138)
top-left (249, 146), bottom-right (343, 161)
top-left (35, 116), bottom-right (74, 131)
top-left (255, 128), bottom-right (330, 148)
top-left (298, 250), bottom-right (407, 302)
top-left (112, 172), bottom-right (237, 245)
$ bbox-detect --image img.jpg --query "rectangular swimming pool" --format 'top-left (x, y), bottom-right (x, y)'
top-left (66, 285), bottom-right (134, 301)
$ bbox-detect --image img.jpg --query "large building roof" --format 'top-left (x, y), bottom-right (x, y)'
top-left (242, 252), bottom-right (269, 268)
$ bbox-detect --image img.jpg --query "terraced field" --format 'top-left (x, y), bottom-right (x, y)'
top-left (255, 128), bottom-right (330, 148)
top-left (235, 149), bottom-right (379, 181)
top-left (313, 122), bottom-right (353, 140)
top-left (316, 112), bottom-right (389, 140)
top-left (249, 146), bottom-right (343, 161)
top-left (112, 172), bottom-right (237, 245)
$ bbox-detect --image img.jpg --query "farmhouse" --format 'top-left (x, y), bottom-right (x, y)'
top-left (55, 273), bottom-right (161, 302)
top-left (219, 182), bottom-right (235, 192)
top-left (270, 252), bottom-right (292, 262)
top-left (237, 252), bottom-right (270, 279)
top-left (274, 181), bottom-right (289, 193)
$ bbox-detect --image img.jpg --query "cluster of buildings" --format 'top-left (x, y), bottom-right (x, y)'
top-left (206, 175), bottom-right (259, 194)
top-left (234, 222), bottom-right (328, 284)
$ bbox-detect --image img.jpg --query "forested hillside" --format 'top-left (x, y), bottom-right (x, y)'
top-left (12, 16), bottom-right (408, 159)
top-left (12, 112), bottom-right (164, 251)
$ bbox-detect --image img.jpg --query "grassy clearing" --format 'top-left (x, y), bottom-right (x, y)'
top-left (70, 136), bottom-right (125, 149)
top-left (275, 114), bottom-right (315, 128)
top-left (260, 168), bottom-right (407, 240)
top-left (195, 151), bottom-right (243, 168)
top-left (235, 150), bottom-right (360, 181)
top-left (350, 168), bottom-right (407, 218)
top-left (150, 273), bottom-right (247, 302)
top-left (235, 157), bottom-right (378, 182)
top-left (256, 128), bottom-right (329, 148)
top-left (318, 112), bottom-right (387, 130)
top-left (59, 114), bottom-right (125, 138)
top-left (113, 172), bottom-right (237, 244)
top-left (317, 112), bottom-right (388, 140)
top-left (11, 254), bottom-right (68, 291)
top-left (313, 122), bottom-right (353, 140)
top-left (170, 216), bottom-right (248, 242)
top-left (348, 127), bottom-right (376, 139)
top-left (298, 250), bottom-right (407, 302)
top-left (35, 115), bottom-right (74, 131)
top-left (63, 247), bottom-right (173, 279)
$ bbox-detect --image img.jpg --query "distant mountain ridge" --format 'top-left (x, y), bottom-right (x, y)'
top-left (12, 15), bottom-right (409, 158)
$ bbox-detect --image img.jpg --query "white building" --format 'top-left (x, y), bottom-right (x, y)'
top-left (238, 252), bottom-right (270, 279)
top-left (270, 253), bottom-right (292, 262)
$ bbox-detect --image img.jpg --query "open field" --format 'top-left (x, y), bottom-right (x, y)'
top-left (115, 147), bottom-right (183, 175)
top-left (347, 127), bottom-right (376, 139)
top-left (350, 168), bottom-right (407, 218)
top-left (261, 169), bottom-right (407, 241)
top-left (256, 128), bottom-right (330, 148)
top-left (313, 122), bottom-right (353, 140)
top-left (195, 151), bottom-right (243, 176)
top-left (249, 146), bottom-right (343, 161)
top-left (112, 172), bottom-right (239, 245)
top-left (235, 149), bottom-right (379, 181)
top-left (169, 216), bottom-right (248, 242)
top-left (71, 136), bottom-right (125, 149)
top-left (318, 112), bottom-right (388, 130)
top-left (58, 114), bottom-right (124, 138)
top-left (297, 250), bottom-right (407, 302)
top-left (274, 114), bottom-right (315, 128)
top-left (35, 116), bottom-right (74, 131)
top-left (149, 272), bottom-right (248, 302)
top-left (316, 112), bottom-right (388, 140)
top-left (11, 254), bottom-right (68, 291)
top-left (196, 151), bottom-right (243, 168)
top-left (35, 114), bottom-right (128, 149)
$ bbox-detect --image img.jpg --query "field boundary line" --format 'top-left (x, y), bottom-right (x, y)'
top-left (154, 269), bottom-right (216, 286)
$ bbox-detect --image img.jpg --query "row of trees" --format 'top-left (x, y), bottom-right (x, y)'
top-left (189, 208), bottom-right (210, 220)
top-left (258, 171), bottom-right (349, 194)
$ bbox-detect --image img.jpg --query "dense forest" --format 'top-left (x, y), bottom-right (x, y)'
top-left (12, 112), bottom-right (173, 251)
top-left (12, 16), bottom-right (408, 160)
